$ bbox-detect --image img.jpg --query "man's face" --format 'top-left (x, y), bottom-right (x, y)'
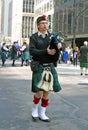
top-left (37, 20), bottom-right (48, 32)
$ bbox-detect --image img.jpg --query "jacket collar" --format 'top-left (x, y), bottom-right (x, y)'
top-left (38, 31), bottom-right (48, 38)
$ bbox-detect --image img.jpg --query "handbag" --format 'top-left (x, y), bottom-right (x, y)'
top-left (30, 60), bottom-right (39, 72)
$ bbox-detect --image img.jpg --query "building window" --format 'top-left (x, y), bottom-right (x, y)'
top-left (23, 0), bottom-right (34, 13)
top-left (68, 13), bottom-right (72, 34)
top-left (22, 16), bottom-right (34, 38)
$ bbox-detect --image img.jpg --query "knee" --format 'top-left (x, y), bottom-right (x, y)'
top-left (43, 91), bottom-right (49, 99)
top-left (34, 91), bottom-right (43, 98)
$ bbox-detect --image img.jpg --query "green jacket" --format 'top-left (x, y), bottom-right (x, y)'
top-left (79, 45), bottom-right (88, 63)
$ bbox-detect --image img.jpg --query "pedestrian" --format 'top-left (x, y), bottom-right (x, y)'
top-left (29, 15), bottom-right (62, 122)
top-left (79, 41), bottom-right (88, 75)
top-left (11, 41), bottom-right (18, 66)
top-left (62, 48), bottom-right (69, 63)
top-left (20, 41), bottom-right (30, 66)
top-left (1, 43), bottom-right (9, 66)
top-left (73, 46), bottom-right (79, 66)
top-left (15, 41), bottom-right (21, 58)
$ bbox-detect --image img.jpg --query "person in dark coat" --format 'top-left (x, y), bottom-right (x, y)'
top-left (79, 41), bottom-right (88, 75)
top-left (29, 15), bottom-right (62, 122)
top-left (11, 42), bottom-right (18, 66)
top-left (1, 43), bottom-right (9, 66)
top-left (73, 46), bottom-right (79, 66)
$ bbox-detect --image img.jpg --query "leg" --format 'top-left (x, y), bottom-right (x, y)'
top-left (73, 58), bottom-right (75, 65)
top-left (39, 91), bottom-right (50, 122)
top-left (32, 91), bottom-right (43, 120)
top-left (2, 60), bottom-right (5, 66)
top-left (26, 59), bottom-right (29, 66)
top-left (76, 58), bottom-right (78, 66)
top-left (21, 59), bottom-right (24, 66)
top-left (12, 59), bottom-right (15, 66)
top-left (85, 68), bottom-right (88, 75)
top-left (1, 58), bottom-right (4, 66)
top-left (80, 67), bottom-right (83, 75)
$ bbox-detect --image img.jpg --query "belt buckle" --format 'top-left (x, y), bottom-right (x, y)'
top-left (43, 63), bottom-right (48, 66)
top-left (42, 63), bottom-right (53, 67)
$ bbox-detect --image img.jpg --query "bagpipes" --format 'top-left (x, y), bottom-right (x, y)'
top-left (49, 33), bottom-right (66, 66)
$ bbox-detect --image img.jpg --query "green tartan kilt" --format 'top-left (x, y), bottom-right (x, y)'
top-left (11, 53), bottom-right (17, 60)
top-left (1, 52), bottom-right (7, 61)
top-left (80, 62), bottom-right (88, 68)
top-left (31, 64), bottom-right (62, 92)
top-left (21, 51), bottom-right (30, 60)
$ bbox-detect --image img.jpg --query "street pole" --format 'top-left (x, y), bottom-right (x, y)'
top-left (73, 0), bottom-right (76, 49)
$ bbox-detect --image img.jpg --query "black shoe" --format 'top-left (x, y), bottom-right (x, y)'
top-left (32, 116), bottom-right (39, 121)
top-left (21, 64), bottom-right (23, 66)
top-left (85, 74), bottom-right (88, 75)
top-left (12, 64), bottom-right (14, 66)
top-left (80, 73), bottom-right (83, 75)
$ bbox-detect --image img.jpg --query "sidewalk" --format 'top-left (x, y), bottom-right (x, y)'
top-left (0, 59), bottom-right (88, 130)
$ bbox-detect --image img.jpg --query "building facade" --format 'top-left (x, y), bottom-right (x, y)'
top-left (34, 0), bottom-right (54, 32)
top-left (0, 0), bottom-right (4, 42)
top-left (53, 0), bottom-right (88, 47)
top-left (1, 0), bottom-right (88, 46)
top-left (22, 0), bottom-right (34, 39)
top-left (0, 0), bottom-right (12, 44)
top-left (0, 0), bottom-right (2, 34)
top-left (34, 0), bottom-right (88, 47)
top-left (8, 0), bottom-right (34, 43)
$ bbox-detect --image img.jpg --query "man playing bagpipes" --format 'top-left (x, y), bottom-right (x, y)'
top-left (29, 14), bottom-right (62, 122)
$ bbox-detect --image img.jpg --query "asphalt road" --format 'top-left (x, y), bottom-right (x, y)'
top-left (0, 60), bottom-right (88, 130)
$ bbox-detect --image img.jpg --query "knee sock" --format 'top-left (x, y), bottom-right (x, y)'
top-left (81, 67), bottom-right (83, 74)
top-left (33, 96), bottom-right (40, 104)
top-left (85, 68), bottom-right (87, 74)
top-left (41, 98), bottom-right (49, 107)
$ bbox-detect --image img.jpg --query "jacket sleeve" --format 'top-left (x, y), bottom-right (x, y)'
top-left (29, 35), bottom-right (47, 57)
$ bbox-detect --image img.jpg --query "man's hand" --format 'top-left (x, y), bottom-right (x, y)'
top-left (57, 43), bottom-right (62, 49)
top-left (47, 45), bottom-right (56, 55)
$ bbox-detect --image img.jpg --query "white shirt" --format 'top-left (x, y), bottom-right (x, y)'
top-left (2, 46), bottom-right (9, 51)
top-left (20, 45), bottom-right (26, 51)
top-left (38, 31), bottom-right (48, 38)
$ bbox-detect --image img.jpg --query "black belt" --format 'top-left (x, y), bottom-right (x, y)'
top-left (40, 63), bottom-right (53, 67)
